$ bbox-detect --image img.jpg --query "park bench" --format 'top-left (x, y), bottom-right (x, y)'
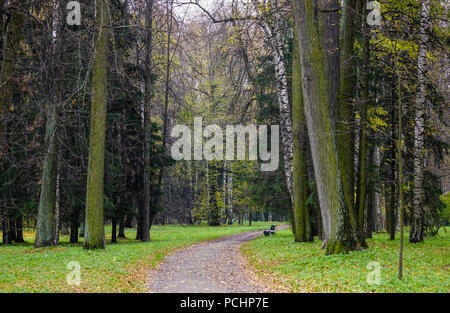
top-left (263, 225), bottom-right (276, 236)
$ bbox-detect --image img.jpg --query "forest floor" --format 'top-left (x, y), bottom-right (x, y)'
top-left (148, 226), bottom-right (289, 293)
top-left (0, 222), bottom-right (280, 292)
top-left (242, 226), bottom-right (450, 293)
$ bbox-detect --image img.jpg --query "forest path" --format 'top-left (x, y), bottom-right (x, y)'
top-left (148, 226), bottom-right (288, 293)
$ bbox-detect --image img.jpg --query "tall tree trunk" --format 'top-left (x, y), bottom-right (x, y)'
top-left (366, 146), bottom-right (376, 238)
top-left (410, 0), bottom-right (430, 244)
top-left (397, 56), bottom-right (404, 279)
top-left (54, 161), bottom-right (61, 244)
top-left (227, 162), bottom-right (233, 225)
top-left (387, 92), bottom-right (397, 240)
top-left (142, 0), bottom-right (154, 243)
top-left (374, 146), bottom-right (384, 231)
top-left (35, 0), bottom-right (60, 248)
top-left (355, 28), bottom-right (370, 246)
top-left (35, 103), bottom-right (58, 247)
top-left (292, 26), bottom-right (312, 242)
top-left (292, 0), bottom-right (361, 254)
top-left (337, 0), bottom-right (361, 235)
top-left (252, 0), bottom-right (295, 228)
top-left (84, 0), bottom-right (110, 250)
top-left (266, 1), bottom-right (295, 230)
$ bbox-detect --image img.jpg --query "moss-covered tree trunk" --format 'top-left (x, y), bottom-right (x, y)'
top-left (337, 0), bottom-right (359, 223)
top-left (292, 0), bottom-right (360, 254)
top-left (292, 26), bottom-right (312, 242)
top-left (338, 0), bottom-right (369, 249)
top-left (355, 29), bottom-right (370, 246)
top-left (84, 0), bottom-right (110, 250)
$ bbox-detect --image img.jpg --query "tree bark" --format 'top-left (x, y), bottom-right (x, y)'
top-left (337, 0), bottom-right (361, 230)
top-left (355, 27), bottom-right (370, 246)
top-left (35, 0), bottom-right (60, 248)
top-left (292, 25), bottom-right (312, 242)
top-left (387, 92), bottom-right (397, 240)
top-left (84, 0), bottom-right (110, 250)
top-left (142, 0), bottom-right (154, 242)
top-left (410, 0), bottom-right (430, 244)
top-left (292, 0), bottom-right (361, 254)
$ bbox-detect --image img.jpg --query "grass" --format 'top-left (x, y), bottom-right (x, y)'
top-left (0, 221), bottom-right (278, 293)
top-left (242, 227), bottom-right (450, 293)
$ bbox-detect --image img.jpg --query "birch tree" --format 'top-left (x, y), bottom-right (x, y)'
top-left (410, 0), bottom-right (431, 243)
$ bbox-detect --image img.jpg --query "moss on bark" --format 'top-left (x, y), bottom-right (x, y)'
top-left (84, 0), bottom-right (110, 250)
top-left (292, 0), bottom-right (361, 254)
top-left (292, 26), bottom-right (312, 242)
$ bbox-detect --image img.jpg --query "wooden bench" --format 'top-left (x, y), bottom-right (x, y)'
top-left (263, 225), bottom-right (276, 236)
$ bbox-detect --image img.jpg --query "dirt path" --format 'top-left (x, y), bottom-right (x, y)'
top-left (148, 227), bottom-right (288, 293)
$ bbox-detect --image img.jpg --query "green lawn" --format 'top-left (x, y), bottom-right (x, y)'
top-left (242, 227), bottom-right (449, 293)
top-left (0, 222), bottom-right (278, 293)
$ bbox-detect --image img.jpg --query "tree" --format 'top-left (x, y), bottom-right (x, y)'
top-left (84, 0), bottom-right (110, 250)
top-left (292, 26), bottom-right (311, 242)
top-left (410, 0), bottom-right (431, 244)
top-left (142, 0), bottom-right (155, 243)
top-left (35, 0), bottom-right (60, 248)
top-left (292, 0), bottom-right (361, 254)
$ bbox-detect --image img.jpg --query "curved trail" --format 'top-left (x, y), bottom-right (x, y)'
top-left (148, 227), bottom-right (287, 293)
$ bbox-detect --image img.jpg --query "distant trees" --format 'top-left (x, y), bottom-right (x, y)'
top-left (1, 1), bottom-right (25, 245)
